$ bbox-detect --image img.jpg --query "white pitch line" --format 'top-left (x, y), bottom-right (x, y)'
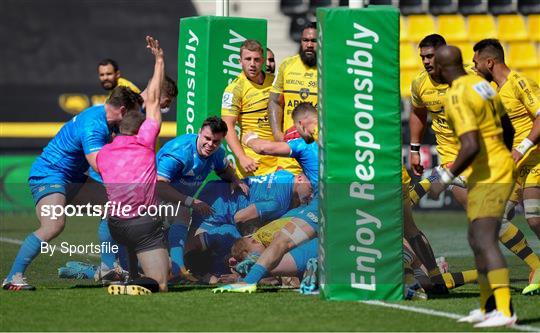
top-left (363, 301), bottom-right (540, 332)
top-left (0, 236), bottom-right (99, 258)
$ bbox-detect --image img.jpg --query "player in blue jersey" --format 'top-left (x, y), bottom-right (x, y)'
top-left (213, 198), bottom-right (318, 293)
top-left (186, 170), bottom-right (313, 277)
top-left (3, 86), bottom-right (143, 291)
top-left (155, 116), bottom-right (248, 280)
top-left (242, 102), bottom-right (318, 189)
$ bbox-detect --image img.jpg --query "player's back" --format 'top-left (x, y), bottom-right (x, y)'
top-left (246, 170), bottom-right (295, 208)
top-left (288, 138), bottom-right (318, 189)
top-left (31, 105), bottom-right (110, 179)
top-left (445, 74), bottom-right (512, 182)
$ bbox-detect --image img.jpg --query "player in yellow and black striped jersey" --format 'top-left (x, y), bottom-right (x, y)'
top-left (433, 46), bottom-right (516, 327)
top-left (221, 40), bottom-right (277, 178)
top-left (268, 22), bottom-right (317, 174)
top-left (473, 38), bottom-right (540, 296)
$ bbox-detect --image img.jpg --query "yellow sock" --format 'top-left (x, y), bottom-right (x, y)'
top-left (404, 262), bottom-right (416, 286)
top-left (442, 272), bottom-right (455, 289)
top-left (408, 178), bottom-right (432, 207)
top-left (499, 222), bottom-right (540, 270)
top-left (478, 273), bottom-right (494, 313)
top-left (442, 270), bottom-right (478, 290)
top-left (462, 269), bottom-right (478, 284)
top-left (487, 268), bottom-right (512, 317)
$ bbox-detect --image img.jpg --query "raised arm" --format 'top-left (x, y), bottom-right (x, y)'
top-left (144, 36), bottom-right (164, 125)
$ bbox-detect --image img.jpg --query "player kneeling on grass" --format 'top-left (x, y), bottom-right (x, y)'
top-left (212, 199), bottom-right (318, 293)
top-left (97, 36), bottom-right (171, 294)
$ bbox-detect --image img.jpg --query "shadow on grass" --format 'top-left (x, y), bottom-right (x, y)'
top-left (428, 292), bottom-right (478, 300)
top-left (518, 317), bottom-right (540, 325)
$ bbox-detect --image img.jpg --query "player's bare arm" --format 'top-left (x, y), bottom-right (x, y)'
top-left (431, 131), bottom-right (479, 197)
top-left (222, 115), bottom-right (258, 173)
top-left (144, 36), bottom-right (164, 125)
top-left (234, 204), bottom-right (261, 235)
top-left (268, 92), bottom-right (285, 141)
top-left (86, 152), bottom-right (99, 173)
top-left (409, 105), bottom-right (428, 175)
top-left (216, 164), bottom-right (249, 196)
top-left (513, 114), bottom-right (540, 163)
top-left (242, 131), bottom-right (291, 156)
top-left (157, 176), bottom-right (213, 216)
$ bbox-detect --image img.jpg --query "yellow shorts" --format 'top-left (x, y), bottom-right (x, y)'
top-left (467, 157), bottom-right (515, 222)
top-left (516, 148), bottom-right (540, 189)
top-left (235, 148), bottom-right (277, 178)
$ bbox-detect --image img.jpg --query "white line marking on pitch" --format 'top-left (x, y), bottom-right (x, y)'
top-left (0, 236), bottom-right (99, 258)
top-left (363, 301), bottom-right (540, 332)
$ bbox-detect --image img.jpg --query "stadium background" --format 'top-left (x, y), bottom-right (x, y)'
top-left (1, 0), bottom-right (539, 212)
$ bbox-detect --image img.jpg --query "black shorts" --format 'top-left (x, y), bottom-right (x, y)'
top-left (108, 215), bottom-right (167, 253)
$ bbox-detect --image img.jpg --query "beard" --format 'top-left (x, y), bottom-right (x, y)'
top-left (101, 80), bottom-right (115, 90)
top-left (300, 47), bottom-right (317, 67)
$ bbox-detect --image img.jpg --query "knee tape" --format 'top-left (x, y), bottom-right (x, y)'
top-left (524, 199), bottom-right (540, 219)
top-left (280, 224), bottom-right (309, 246)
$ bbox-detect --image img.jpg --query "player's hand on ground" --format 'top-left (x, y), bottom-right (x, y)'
top-left (217, 273), bottom-right (241, 284)
top-left (192, 199), bottom-right (214, 217)
top-left (145, 36), bottom-right (163, 58)
top-left (409, 151), bottom-right (424, 176)
top-left (511, 148), bottom-right (524, 163)
top-left (231, 181), bottom-right (249, 196)
top-left (239, 155), bottom-right (258, 173)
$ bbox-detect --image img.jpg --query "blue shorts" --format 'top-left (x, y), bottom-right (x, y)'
top-left (290, 238), bottom-right (318, 275)
top-left (28, 174), bottom-right (87, 205)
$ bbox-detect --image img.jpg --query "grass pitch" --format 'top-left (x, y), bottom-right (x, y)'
top-left (1, 211), bottom-right (539, 331)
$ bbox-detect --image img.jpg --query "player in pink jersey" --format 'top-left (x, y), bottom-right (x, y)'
top-left (96, 36), bottom-right (173, 294)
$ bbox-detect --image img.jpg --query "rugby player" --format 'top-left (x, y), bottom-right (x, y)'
top-left (408, 34), bottom-right (540, 291)
top-left (433, 46), bottom-right (517, 327)
top-left (243, 102), bottom-right (318, 190)
top-left (97, 58), bottom-right (141, 94)
top-left (472, 38), bottom-right (540, 295)
top-left (186, 170), bottom-right (313, 277)
top-left (156, 116), bottom-right (248, 279)
top-left (3, 82), bottom-right (143, 291)
top-left (211, 198), bottom-right (318, 293)
top-left (268, 21), bottom-right (317, 174)
top-left (221, 39), bottom-right (277, 177)
top-left (266, 48), bottom-right (276, 74)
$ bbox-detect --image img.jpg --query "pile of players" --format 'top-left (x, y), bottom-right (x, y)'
top-left (2, 19), bottom-right (539, 329)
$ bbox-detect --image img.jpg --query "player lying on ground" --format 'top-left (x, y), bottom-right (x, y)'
top-left (211, 198), bottom-right (318, 293)
top-left (214, 208), bottom-right (319, 294)
top-left (184, 170), bottom-right (314, 279)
